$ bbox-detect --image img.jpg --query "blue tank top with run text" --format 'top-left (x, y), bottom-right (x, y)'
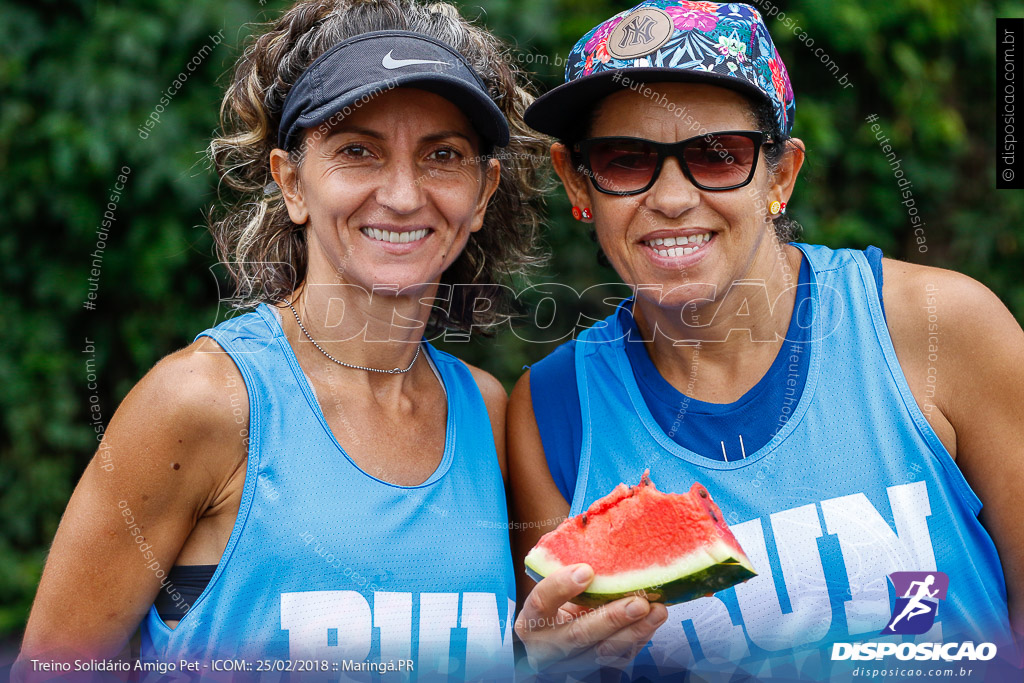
top-left (567, 244), bottom-right (1017, 682)
top-left (139, 304), bottom-right (515, 682)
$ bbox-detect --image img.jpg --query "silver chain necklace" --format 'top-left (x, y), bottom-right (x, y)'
top-left (286, 302), bottom-right (420, 375)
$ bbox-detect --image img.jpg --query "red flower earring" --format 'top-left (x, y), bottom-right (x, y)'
top-left (581, 208), bottom-right (592, 220)
top-left (572, 206), bottom-right (582, 220)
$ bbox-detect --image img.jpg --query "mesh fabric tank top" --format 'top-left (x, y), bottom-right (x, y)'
top-left (139, 304), bottom-right (515, 681)
top-left (569, 244), bottom-right (1015, 682)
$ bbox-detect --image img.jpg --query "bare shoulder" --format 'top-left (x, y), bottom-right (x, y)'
top-left (464, 362), bottom-right (509, 414)
top-left (108, 335), bottom-right (250, 497)
top-left (881, 258), bottom-right (1022, 355)
top-left (128, 335), bottom-right (248, 441)
top-left (86, 333), bottom-right (251, 557)
top-left (881, 258), bottom-right (1024, 455)
top-left (882, 258), bottom-right (1009, 312)
top-left (507, 369), bottom-right (533, 422)
top-left (463, 362), bottom-right (509, 479)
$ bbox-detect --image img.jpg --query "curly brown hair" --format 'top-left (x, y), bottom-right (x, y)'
top-left (208, 0), bottom-right (550, 332)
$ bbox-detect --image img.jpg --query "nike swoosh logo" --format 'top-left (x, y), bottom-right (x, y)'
top-left (382, 50), bottom-right (451, 69)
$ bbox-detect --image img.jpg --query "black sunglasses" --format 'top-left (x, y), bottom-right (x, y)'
top-left (572, 131), bottom-right (768, 195)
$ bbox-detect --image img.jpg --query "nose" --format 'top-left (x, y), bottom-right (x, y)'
top-left (374, 158), bottom-right (427, 215)
top-left (644, 156), bottom-right (700, 219)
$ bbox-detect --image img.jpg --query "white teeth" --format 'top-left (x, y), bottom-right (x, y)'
top-left (645, 231), bottom-right (713, 256)
top-left (362, 228), bottom-right (429, 244)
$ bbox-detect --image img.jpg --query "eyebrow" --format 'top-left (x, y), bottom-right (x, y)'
top-left (420, 130), bottom-right (476, 145)
top-left (325, 126), bottom-right (385, 140)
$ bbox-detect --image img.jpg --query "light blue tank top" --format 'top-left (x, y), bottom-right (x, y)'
top-left (139, 304), bottom-right (515, 681)
top-left (570, 244), bottom-right (1016, 681)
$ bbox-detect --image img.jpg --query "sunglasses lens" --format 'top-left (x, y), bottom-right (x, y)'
top-left (683, 134), bottom-right (757, 189)
top-left (586, 139), bottom-right (659, 193)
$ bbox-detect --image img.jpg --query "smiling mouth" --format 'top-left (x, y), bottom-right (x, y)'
top-left (360, 227), bottom-right (431, 244)
top-left (642, 231), bottom-right (713, 258)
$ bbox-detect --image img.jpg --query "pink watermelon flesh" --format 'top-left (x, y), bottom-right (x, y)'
top-left (524, 471), bottom-right (756, 606)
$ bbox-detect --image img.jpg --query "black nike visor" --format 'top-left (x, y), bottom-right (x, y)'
top-left (278, 30), bottom-right (510, 152)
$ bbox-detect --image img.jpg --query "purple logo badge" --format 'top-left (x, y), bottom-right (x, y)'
top-left (882, 571), bottom-right (949, 635)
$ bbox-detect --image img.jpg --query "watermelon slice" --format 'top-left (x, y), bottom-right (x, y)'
top-left (524, 471), bottom-right (756, 606)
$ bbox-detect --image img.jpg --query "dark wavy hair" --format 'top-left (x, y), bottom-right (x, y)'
top-left (752, 98), bottom-right (802, 243)
top-left (208, 0), bottom-right (550, 333)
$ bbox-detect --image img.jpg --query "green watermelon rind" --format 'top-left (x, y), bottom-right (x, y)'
top-left (525, 557), bottom-right (756, 608)
top-left (524, 537), bottom-right (757, 607)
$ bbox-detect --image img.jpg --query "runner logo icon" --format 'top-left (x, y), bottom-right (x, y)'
top-left (882, 571), bottom-right (949, 635)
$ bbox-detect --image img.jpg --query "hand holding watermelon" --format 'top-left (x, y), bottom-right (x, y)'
top-left (513, 562), bottom-right (670, 674)
top-left (516, 475), bottom-right (757, 671)
top-left (515, 472), bottom-right (756, 674)
top-left (525, 470), bottom-right (756, 607)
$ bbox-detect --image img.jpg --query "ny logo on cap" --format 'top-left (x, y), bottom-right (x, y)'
top-left (607, 8), bottom-right (673, 60)
top-left (619, 15), bottom-right (658, 47)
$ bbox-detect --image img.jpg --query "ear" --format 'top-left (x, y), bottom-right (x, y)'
top-left (769, 137), bottom-right (805, 208)
top-left (270, 148), bottom-right (309, 225)
top-left (551, 142), bottom-right (594, 222)
top-left (468, 157), bottom-right (502, 233)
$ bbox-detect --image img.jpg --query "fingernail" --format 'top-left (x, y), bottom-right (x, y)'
top-left (626, 598), bottom-right (647, 618)
top-left (572, 565), bottom-right (593, 584)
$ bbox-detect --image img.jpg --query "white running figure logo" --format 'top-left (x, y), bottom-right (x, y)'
top-left (889, 574), bottom-right (939, 628)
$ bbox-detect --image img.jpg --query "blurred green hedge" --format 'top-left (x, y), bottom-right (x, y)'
top-left (1, 0), bottom-right (1021, 637)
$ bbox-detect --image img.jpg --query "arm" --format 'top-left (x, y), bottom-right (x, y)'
top-left (506, 371), bottom-right (667, 675)
top-left (466, 364), bottom-right (509, 482)
top-left (506, 370), bottom-right (571, 597)
top-left (15, 338), bottom-right (247, 675)
top-left (884, 260), bottom-right (1024, 649)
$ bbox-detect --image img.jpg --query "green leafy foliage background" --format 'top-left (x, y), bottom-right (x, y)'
top-left (1, 0), bottom-right (1021, 638)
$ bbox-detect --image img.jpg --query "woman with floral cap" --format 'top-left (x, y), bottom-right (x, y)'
top-left (510, 1), bottom-right (1022, 680)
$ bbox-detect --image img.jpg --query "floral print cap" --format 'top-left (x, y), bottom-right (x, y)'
top-left (525, 1), bottom-right (795, 139)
